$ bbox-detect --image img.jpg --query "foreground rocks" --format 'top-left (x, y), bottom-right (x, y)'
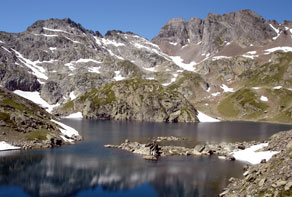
top-left (104, 136), bottom-right (258, 161)
top-left (222, 130), bottom-right (292, 196)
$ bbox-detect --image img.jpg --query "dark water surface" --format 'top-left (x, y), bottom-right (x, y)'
top-left (0, 120), bottom-right (292, 197)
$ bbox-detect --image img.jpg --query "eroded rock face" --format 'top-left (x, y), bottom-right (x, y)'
top-left (0, 49), bottom-right (40, 91)
top-left (153, 9), bottom-right (276, 54)
top-left (59, 79), bottom-right (199, 122)
top-left (40, 81), bottom-right (62, 104)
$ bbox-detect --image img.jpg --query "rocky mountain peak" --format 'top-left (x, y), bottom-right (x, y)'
top-left (152, 18), bottom-right (189, 46)
top-left (26, 18), bottom-right (98, 36)
top-left (152, 9), bottom-right (280, 60)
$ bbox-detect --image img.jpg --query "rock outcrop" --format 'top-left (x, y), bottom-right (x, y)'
top-left (153, 9), bottom-right (276, 55)
top-left (223, 130), bottom-right (292, 196)
top-left (104, 136), bottom-right (258, 161)
top-left (0, 88), bottom-right (81, 150)
top-left (59, 79), bottom-right (199, 122)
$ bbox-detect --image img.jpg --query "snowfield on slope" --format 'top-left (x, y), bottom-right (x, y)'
top-left (13, 90), bottom-right (59, 113)
top-left (197, 111), bottom-right (220, 122)
top-left (0, 141), bottom-right (20, 151)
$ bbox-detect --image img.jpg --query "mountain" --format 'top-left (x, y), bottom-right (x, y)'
top-left (153, 9), bottom-right (292, 123)
top-left (0, 17), bottom-right (198, 123)
top-left (0, 9), bottom-right (292, 123)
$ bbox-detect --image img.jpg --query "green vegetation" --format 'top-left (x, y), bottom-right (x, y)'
top-left (214, 36), bottom-right (224, 47)
top-left (217, 97), bottom-right (239, 117)
top-left (243, 52), bottom-right (292, 87)
top-left (168, 71), bottom-right (206, 91)
top-left (25, 130), bottom-right (49, 141)
top-left (61, 100), bottom-right (74, 110)
top-left (79, 82), bottom-right (116, 107)
top-left (217, 88), bottom-right (269, 119)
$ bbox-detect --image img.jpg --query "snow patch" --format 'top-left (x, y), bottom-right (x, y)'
top-left (51, 119), bottom-right (79, 139)
top-left (272, 86), bottom-right (282, 90)
top-left (260, 96), bottom-right (268, 102)
top-left (63, 112), bottom-right (83, 119)
top-left (212, 56), bottom-right (231, 61)
top-left (107, 49), bottom-right (124, 60)
top-left (170, 56), bottom-right (196, 72)
top-left (43, 27), bottom-right (71, 34)
top-left (1, 46), bottom-right (11, 53)
top-left (197, 111), bottom-right (220, 122)
top-left (252, 87), bottom-right (261, 90)
top-left (220, 84), bottom-right (234, 92)
top-left (11, 49), bottom-right (48, 80)
top-left (65, 59), bottom-right (101, 71)
top-left (242, 54), bottom-right (258, 59)
top-left (246, 51), bottom-right (257, 55)
top-left (13, 90), bottom-right (59, 113)
top-left (211, 92), bottom-right (221, 96)
top-left (0, 141), bottom-right (20, 151)
top-left (102, 38), bottom-right (125, 47)
top-left (114, 71), bottom-right (125, 81)
top-left (88, 67), bottom-right (101, 73)
top-left (0, 40), bottom-right (4, 43)
top-left (169, 42), bottom-right (178, 46)
top-left (264, 47), bottom-right (292, 54)
top-left (69, 92), bottom-right (76, 100)
top-left (162, 73), bottom-right (178, 86)
top-left (231, 143), bottom-right (278, 165)
top-left (269, 24), bottom-right (281, 40)
top-left (49, 47), bottom-right (57, 51)
top-left (64, 36), bottom-right (81, 44)
top-left (143, 67), bottom-right (156, 72)
top-left (34, 34), bottom-right (59, 37)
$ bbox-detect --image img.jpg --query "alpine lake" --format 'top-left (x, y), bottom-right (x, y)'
top-left (1, 120), bottom-right (292, 197)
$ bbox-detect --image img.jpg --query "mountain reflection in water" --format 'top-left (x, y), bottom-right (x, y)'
top-left (0, 120), bottom-right (292, 197)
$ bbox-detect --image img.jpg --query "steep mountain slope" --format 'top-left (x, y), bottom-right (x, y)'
top-left (0, 88), bottom-right (81, 150)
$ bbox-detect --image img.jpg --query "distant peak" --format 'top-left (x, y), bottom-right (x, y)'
top-left (26, 18), bottom-right (97, 36)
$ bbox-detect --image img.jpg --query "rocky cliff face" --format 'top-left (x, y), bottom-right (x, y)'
top-left (153, 9), bottom-right (276, 56)
top-left (59, 79), bottom-right (199, 122)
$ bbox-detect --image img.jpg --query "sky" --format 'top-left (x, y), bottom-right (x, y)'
top-left (1, 0), bottom-right (292, 39)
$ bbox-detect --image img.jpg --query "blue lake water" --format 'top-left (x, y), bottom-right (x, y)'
top-left (0, 120), bottom-right (291, 197)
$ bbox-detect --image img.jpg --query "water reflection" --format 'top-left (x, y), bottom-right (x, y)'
top-left (0, 120), bottom-right (291, 197)
top-left (0, 151), bottom-right (243, 197)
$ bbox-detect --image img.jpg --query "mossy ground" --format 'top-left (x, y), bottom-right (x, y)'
top-left (217, 88), bottom-right (268, 120)
top-left (0, 89), bottom-right (61, 146)
top-left (24, 130), bottom-right (49, 141)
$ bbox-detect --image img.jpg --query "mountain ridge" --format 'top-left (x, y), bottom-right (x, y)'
top-left (0, 9), bottom-right (292, 123)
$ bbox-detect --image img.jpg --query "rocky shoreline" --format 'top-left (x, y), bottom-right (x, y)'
top-left (105, 130), bottom-right (292, 196)
top-left (222, 129), bottom-right (292, 197)
top-left (104, 136), bottom-right (260, 161)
